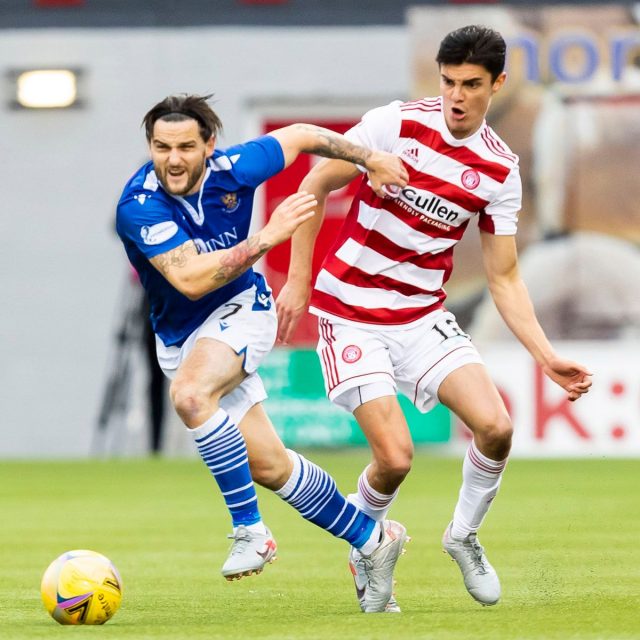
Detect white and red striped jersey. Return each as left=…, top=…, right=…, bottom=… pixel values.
left=309, top=97, right=522, bottom=328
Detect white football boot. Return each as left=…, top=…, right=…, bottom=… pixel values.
left=442, top=522, right=501, bottom=605
left=349, top=520, right=408, bottom=613
left=221, top=525, right=277, bottom=580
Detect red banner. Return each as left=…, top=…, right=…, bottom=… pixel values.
left=262, top=118, right=360, bottom=345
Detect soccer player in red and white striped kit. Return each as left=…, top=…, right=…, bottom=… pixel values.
left=277, top=25, right=592, bottom=609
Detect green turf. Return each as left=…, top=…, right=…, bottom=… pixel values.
left=0, top=453, right=638, bottom=639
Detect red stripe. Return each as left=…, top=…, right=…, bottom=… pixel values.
left=484, top=127, right=517, bottom=161
left=321, top=345, right=338, bottom=389
left=402, top=97, right=441, bottom=108
left=481, top=129, right=517, bottom=164
left=478, top=208, right=496, bottom=234
left=400, top=105, right=442, bottom=113
left=319, top=319, right=339, bottom=387
left=400, top=99, right=442, bottom=112
left=400, top=119, right=511, bottom=183
left=358, top=477, right=392, bottom=507
left=319, top=318, right=333, bottom=344
left=405, top=165, right=488, bottom=212
left=321, top=319, right=339, bottom=382
left=346, top=218, right=457, bottom=273
left=311, top=289, right=444, bottom=326
left=322, top=255, right=436, bottom=298
left=468, top=444, right=506, bottom=475
left=324, top=318, right=336, bottom=342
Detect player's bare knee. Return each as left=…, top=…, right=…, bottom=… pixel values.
left=478, top=414, right=513, bottom=459
left=170, top=379, right=214, bottom=426
left=376, top=448, right=413, bottom=485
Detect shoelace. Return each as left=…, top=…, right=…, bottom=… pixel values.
left=227, top=530, right=252, bottom=556
left=464, top=535, right=488, bottom=575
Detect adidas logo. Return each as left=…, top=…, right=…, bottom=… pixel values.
left=402, top=147, right=419, bottom=162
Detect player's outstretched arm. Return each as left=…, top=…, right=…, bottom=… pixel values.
left=269, top=124, right=408, bottom=198
left=480, top=232, right=593, bottom=401
left=276, top=159, right=358, bottom=343
left=150, top=192, right=317, bottom=300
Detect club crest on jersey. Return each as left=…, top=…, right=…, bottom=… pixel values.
left=342, top=345, right=362, bottom=363
left=461, top=169, right=480, bottom=190
left=134, top=194, right=151, bottom=205
left=221, top=192, right=240, bottom=212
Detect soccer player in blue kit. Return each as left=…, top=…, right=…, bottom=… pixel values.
left=116, top=94, right=410, bottom=612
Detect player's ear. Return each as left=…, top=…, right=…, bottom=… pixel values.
left=492, top=72, right=507, bottom=94
left=206, top=136, right=215, bottom=158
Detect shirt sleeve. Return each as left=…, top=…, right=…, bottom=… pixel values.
left=229, top=135, right=286, bottom=188
left=344, top=101, right=403, bottom=173
left=478, top=165, right=522, bottom=235
left=116, top=195, right=191, bottom=259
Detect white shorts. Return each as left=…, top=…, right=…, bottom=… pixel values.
left=155, top=285, right=277, bottom=425
left=316, top=309, right=483, bottom=414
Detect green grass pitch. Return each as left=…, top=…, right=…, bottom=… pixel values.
left=1, top=453, right=638, bottom=639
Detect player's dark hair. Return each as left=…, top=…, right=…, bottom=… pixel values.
left=436, top=25, right=506, bottom=82
left=143, top=94, right=223, bottom=142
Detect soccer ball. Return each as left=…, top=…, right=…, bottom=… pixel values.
left=41, top=549, right=123, bottom=625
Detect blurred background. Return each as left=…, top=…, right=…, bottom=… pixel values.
left=2, top=0, right=639, bottom=459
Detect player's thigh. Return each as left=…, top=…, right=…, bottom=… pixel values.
left=173, top=337, right=246, bottom=398
left=172, top=287, right=277, bottom=398
left=353, top=395, right=414, bottom=464
left=437, top=362, right=509, bottom=434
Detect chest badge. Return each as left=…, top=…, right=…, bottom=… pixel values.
left=221, top=192, right=240, bottom=212
left=461, top=169, right=480, bottom=190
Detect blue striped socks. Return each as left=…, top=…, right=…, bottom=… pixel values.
left=276, top=449, right=378, bottom=552
left=190, top=408, right=261, bottom=528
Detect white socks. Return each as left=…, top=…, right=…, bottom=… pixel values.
left=451, top=440, right=507, bottom=539
left=347, top=465, right=398, bottom=522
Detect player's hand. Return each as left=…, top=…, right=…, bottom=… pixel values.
left=276, top=279, right=311, bottom=344
left=365, top=150, right=409, bottom=198
left=542, top=357, right=593, bottom=402
left=261, top=192, right=317, bottom=248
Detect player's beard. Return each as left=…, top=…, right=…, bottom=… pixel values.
left=160, top=157, right=206, bottom=196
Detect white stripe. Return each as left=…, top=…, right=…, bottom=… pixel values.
left=358, top=202, right=458, bottom=255
left=222, top=481, right=254, bottom=496
left=335, top=511, right=359, bottom=539
left=227, top=496, right=258, bottom=508
left=210, top=156, right=232, bottom=171
left=213, top=457, right=249, bottom=475
left=315, top=269, right=439, bottom=310
left=327, top=502, right=349, bottom=531
left=335, top=238, right=445, bottom=291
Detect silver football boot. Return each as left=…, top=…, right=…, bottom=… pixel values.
left=348, top=520, right=408, bottom=613
left=442, top=522, right=500, bottom=605
left=221, top=525, right=277, bottom=580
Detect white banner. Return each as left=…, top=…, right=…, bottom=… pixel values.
left=454, top=341, right=639, bottom=457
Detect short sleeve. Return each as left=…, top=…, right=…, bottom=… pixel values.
left=344, top=101, right=403, bottom=170
left=228, top=135, right=286, bottom=188
left=116, top=196, right=190, bottom=259
left=478, top=165, right=522, bottom=235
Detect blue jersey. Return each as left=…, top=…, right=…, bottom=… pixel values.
left=116, top=135, right=285, bottom=347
